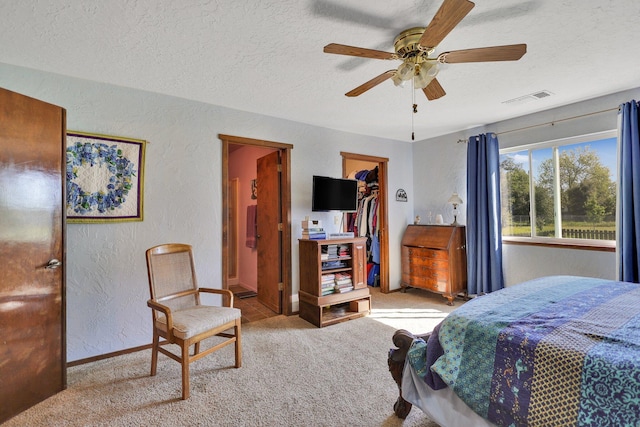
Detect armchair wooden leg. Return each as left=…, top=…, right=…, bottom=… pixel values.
left=150, top=331, right=159, bottom=376
left=181, top=344, right=190, bottom=400
left=235, top=319, right=242, bottom=368
left=193, top=342, right=200, bottom=356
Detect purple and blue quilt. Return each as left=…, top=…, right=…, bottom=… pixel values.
left=407, top=275, right=640, bottom=427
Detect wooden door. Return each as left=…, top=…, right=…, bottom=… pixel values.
left=256, top=151, right=282, bottom=313
left=0, top=88, right=66, bottom=423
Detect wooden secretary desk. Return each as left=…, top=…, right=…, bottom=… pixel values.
left=400, top=224, right=467, bottom=305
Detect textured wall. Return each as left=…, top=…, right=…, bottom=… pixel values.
left=5, top=59, right=633, bottom=361
left=0, top=62, right=415, bottom=361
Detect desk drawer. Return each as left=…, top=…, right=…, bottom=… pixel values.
left=411, top=274, right=448, bottom=293
left=404, top=247, right=448, bottom=261
left=407, top=256, right=449, bottom=270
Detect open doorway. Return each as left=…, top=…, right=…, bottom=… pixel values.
left=220, top=134, right=294, bottom=316
left=341, top=152, right=390, bottom=294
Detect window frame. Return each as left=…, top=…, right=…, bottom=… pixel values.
left=500, top=129, right=617, bottom=251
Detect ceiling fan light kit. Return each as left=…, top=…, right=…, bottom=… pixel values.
left=414, top=62, right=439, bottom=89
left=391, top=27, right=440, bottom=90
left=323, top=0, right=527, bottom=101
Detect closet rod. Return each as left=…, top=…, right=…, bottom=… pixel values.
left=455, top=105, right=619, bottom=143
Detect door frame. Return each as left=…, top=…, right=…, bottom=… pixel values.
left=219, top=134, right=294, bottom=315
left=341, top=151, right=390, bottom=294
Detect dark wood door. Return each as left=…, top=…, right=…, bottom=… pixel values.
left=256, top=151, right=281, bottom=313
left=0, top=88, right=66, bottom=423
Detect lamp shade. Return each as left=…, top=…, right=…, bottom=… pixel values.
left=391, top=72, right=405, bottom=87
left=448, top=192, right=463, bottom=205
left=397, top=61, right=415, bottom=81
left=413, top=62, right=439, bottom=89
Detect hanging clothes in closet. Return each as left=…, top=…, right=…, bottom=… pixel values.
left=346, top=167, right=380, bottom=286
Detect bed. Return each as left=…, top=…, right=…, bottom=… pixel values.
left=388, top=275, right=640, bottom=427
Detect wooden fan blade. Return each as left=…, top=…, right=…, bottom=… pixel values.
left=419, top=0, right=475, bottom=48
left=346, top=70, right=396, bottom=97
left=422, top=78, right=446, bottom=100
left=324, top=43, right=396, bottom=60
left=438, top=44, right=527, bottom=63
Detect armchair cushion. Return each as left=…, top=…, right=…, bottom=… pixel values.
left=155, top=305, right=241, bottom=340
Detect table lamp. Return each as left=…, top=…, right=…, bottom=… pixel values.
left=448, top=192, right=463, bottom=226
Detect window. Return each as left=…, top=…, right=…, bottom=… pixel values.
left=500, top=131, right=617, bottom=243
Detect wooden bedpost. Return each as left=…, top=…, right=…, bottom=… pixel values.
left=388, top=329, right=431, bottom=419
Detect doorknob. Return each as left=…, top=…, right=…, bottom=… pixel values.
left=45, top=259, right=62, bottom=269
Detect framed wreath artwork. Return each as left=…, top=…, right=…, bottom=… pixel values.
left=66, top=131, right=146, bottom=223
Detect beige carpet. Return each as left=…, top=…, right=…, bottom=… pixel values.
left=5, top=288, right=460, bottom=427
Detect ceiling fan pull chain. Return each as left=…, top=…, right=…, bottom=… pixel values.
left=412, top=103, right=417, bottom=139
left=411, top=79, right=417, bottom=140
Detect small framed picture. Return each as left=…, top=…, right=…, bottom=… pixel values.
left=251, top=179, right=257, bottom=199
left=396, top=188, right=408, bottom=202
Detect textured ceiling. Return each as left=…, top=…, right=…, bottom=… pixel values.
left=1, top=1, right=639, bottom=142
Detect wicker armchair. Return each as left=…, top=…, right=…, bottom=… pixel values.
left=146, top=243, right=242, bottom=399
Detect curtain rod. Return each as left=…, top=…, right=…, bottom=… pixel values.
left=456, top=105, right=620, bottom=143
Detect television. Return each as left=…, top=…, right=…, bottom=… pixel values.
left=311, top=175, right=358, bottom=212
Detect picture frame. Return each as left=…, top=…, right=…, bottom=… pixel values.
left=66, top=131, right=146, bottom=223
left=251, top=179, right=257, bottom=199
left=396, top=188, right=408, bottom=202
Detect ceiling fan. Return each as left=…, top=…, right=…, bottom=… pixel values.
left=323, top=0, right=527, bottom=100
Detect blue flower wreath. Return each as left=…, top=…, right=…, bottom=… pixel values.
left=66, top=142, right=137, bottom=214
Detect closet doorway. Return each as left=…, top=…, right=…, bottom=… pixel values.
left=341, top=152, right=390, bottom=293
left=220, top=134, right=293, bottom=316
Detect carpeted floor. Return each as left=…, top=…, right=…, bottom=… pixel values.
left=5, top=288, right=460, bottom=427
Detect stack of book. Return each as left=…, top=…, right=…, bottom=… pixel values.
left=334, top=272, right=353, bottom=293
left=337, top=244, right=349, bottom=257
left=321, top=244, right=338, bottom=260
left=301, top=219, right=326, bottom=240
left=322, top=259, right=347, bottom=269
left=321, top=273, right=335, bottom=295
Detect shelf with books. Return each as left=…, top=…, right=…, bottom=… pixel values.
left=321, top=263, right=349, bottom=272
left=298, top=237, right=370, bottom=327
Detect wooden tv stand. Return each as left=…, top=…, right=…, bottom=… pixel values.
left=298, top=237, right=370, bottom=327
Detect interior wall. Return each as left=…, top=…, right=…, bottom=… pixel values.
left=0, top=62, right=415, bottom=362
left=413, top=86, right=640, bottom=286
left=228, top=145, right=275, bottom=292
left=9, top=58, right=633, bottom=361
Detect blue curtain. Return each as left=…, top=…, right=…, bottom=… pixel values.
left=618, top=100, right=640, bottom=282
left=466, top=133, right=504, bottom=294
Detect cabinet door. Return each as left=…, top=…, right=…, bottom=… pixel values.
left=352, top=241, right=366, bottom=289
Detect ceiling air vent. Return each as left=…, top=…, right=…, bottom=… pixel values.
left=502, top=90, right=553, bottom=106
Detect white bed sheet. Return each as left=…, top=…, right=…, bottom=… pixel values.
left=401, top=362, right=497, bottom=427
